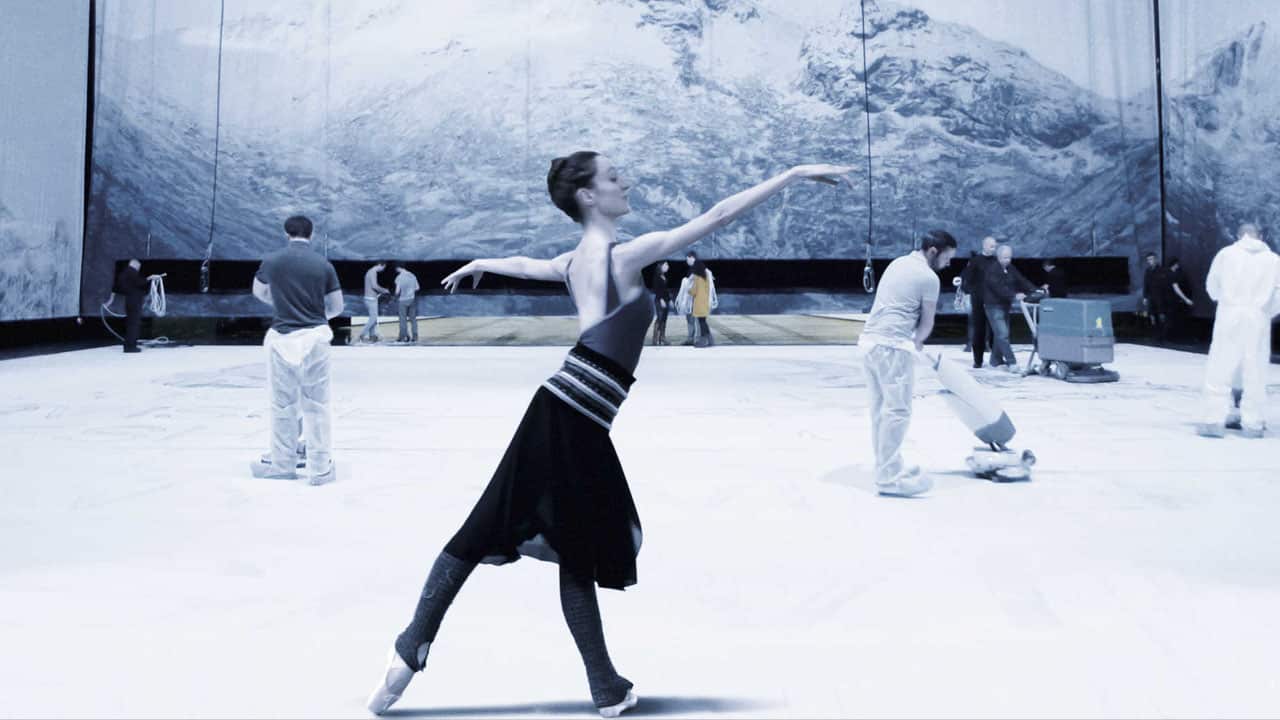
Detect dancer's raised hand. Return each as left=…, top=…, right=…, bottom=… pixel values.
left=614, top=161, right=859, bottom=273
left=791, top=163, right=857, bottom=188
left=442, top=261, right=485, bottom=294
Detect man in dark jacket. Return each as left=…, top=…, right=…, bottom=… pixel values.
left=960, top=236, right=998, bottom=368
left=111, top=259, right=152, bottom=353
left=982, top=244, right=1037, bottom=372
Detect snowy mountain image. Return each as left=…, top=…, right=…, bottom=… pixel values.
left=1163, top=21, right=1280, bottom=287
left=0, top=198, right=80, bottom=319
left=87, top=0, right=1160, bottom=267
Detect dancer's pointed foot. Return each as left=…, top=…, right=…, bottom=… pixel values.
left=366, top=647, right=417, bottom=715
left=599, top=689, right=638, bottom=718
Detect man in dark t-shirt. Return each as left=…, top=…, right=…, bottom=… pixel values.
left=250, top=215, right=344, bottom=485
left=1141, top=252, right=1168, bottom=338
left=1162, top=257, right=1194, bottom=343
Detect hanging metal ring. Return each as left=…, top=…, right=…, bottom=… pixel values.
left=199, top=257, right=211, bottom=294
left=862, top=243, right=875, bottom=293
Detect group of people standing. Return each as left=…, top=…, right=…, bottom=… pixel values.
left=958, top=236, right=1060, bottom=372
left=647, top=250, right=717, bottom=347
left=359, top=261, right=421, bottom=344
left=1142, top=252, right=1195, bottom=343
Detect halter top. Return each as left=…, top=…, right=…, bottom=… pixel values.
left=564, top=243, right=654, bottom=375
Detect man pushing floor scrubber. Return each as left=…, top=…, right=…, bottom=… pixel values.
left=859, top=229, right=1033, bottom=496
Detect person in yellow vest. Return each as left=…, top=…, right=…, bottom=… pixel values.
left=689, top=260, right=716, bottom=347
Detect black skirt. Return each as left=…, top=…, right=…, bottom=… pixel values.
left=445, top=354, right=643, bottom=590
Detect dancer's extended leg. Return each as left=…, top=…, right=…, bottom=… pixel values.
left=368, top=552, right=475, bottom=715
left=560, top=566, right=636, bottom=715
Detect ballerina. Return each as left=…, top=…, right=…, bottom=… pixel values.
left=367, top=151, right=852, bottom=717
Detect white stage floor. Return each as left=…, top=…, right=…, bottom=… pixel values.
left=2, top=342, right=1278, bottom=718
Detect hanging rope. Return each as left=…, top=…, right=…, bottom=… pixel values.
left=147, top=274, right=167, bottom=316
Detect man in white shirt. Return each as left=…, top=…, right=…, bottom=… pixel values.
left=858, top=229, right=957, bottom=497
left=360, top=261, right=390, bottom=343
left=394, top=264, right=421, bottom=343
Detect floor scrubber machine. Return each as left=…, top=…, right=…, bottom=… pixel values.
left=1020, top=297, right=1121, bottom=383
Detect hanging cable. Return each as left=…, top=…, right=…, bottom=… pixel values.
left=203, top=0, right=226, bottom=293
left=859, top=0, right=876, bottom=295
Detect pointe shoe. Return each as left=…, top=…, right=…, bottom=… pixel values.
left=599, top=689, right=639, bottom=718
left=366, top=648, right=415, bottom=716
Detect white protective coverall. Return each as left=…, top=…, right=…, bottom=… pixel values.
left=1201, top=235, right=1280, bottom=431
left=863, top=344, right=917, bottom=485
left=266, top=324, right=334, bottom=478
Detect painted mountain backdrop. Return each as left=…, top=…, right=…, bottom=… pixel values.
left=1163, top=20, right=1280, bottom=305
left=86, top=0, right=1160, bottom=304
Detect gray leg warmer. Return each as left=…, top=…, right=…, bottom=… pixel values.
left=395, top=552, right=476, bottom=671
left=559, top=566, right=632, bottom=708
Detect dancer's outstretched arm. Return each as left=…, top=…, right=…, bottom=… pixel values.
left=441, top=251, right=574, bottom=293
left=615, top=163, right=854, bottom=272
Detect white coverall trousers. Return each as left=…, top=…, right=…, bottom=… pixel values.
left=266, top=325, right=333, bottom=479
left=360, top=296, right=380, bottom=341
left=864, top=344, right=916, bottom=486
left=1202, top=305, right=1271, bottom=431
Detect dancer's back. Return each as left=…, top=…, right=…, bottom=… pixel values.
left=564, top=240, right=653, bottom=374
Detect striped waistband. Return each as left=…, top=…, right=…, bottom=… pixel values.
left=541, top=344, right=636, bottom=431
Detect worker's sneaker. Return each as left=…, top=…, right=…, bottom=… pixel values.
left=309, top=460, right=337, bottom=486
left=249, top=458, right=297, bottom=480
left=259, top=451, right=306, bottom=469
left=1195, top=423, right=1226, bottom=438
left=877, top=467, right=932, bottom=497
left=1240, top=426, right=1266, bottom=439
